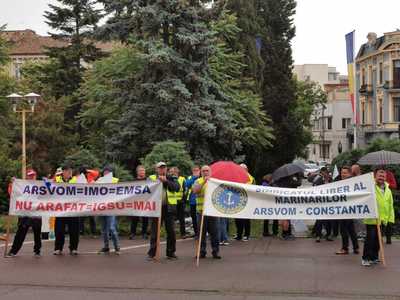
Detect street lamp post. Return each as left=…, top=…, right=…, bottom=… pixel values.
left=6, top=92, right=40, bottom=179
left=3, top=92, right=40, bottom=256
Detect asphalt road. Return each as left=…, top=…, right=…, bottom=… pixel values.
left=0, top=234, right=399, bottom=300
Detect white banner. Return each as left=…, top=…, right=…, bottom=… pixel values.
left=203, top=173, right=378, bottom=220
left=9, top=179, right=163, bottom=217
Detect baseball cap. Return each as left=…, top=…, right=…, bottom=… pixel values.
left=26, top=169, right=37, bottom=176
left=103, top=165, right=114, bottom=173
left=156, top=162, right=167, bottom=168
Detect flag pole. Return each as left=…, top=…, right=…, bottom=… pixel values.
left=196, top=213, right=205, bottom=267
left=376, top=221, right=386, bottom=266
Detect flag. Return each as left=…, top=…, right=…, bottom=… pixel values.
left=345, top=31, right=358, bottom=124
left=332, top=165, right=339, bottom=180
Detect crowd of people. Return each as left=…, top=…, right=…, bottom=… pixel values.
left=3, top=161, right=396, bottom=267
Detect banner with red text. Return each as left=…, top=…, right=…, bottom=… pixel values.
left=9, top=179, right=162, bottom=217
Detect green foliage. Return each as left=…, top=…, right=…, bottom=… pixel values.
left=142, top=141, right=194, bottom=176
left=64, top=148, right=101, bottom=169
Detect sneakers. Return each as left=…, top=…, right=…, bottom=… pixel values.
left=212, top=252, right=222, bottom=259
left=146, top=255, right=156, bottom=261
left=315, top=237, right=321, bottom=243
left=361, top=259, right=371, bottom=266
left=233, top=235, right=242, bottom=241
left=243, top=236, right=249, bottom=242
left=53, top=250, right=63, bottom=256
left=335, top=249, right=349, bottom=255
left=70, top=250, right=78, bottom=256
left=114, top=248, right=121, bottom=255
left=219, top=241, right=230, bottom=246
left=34, top=252, right=41, bottom=257
left=129, top=234, right=136, bottom=240
left=98, top=247, right=110, bottom=254
left=167, top=254, right=178, bottom=260
left=5, top=252, right=16, bottom=258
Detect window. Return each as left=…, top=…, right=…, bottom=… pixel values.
left=378, top=99, right=383, bottom=124
left=341, top=118, right=351, bottom=129
left=14, top=63, right=21, bottom=79
left=393, top=97, right=400, bottom=122
left=362, top=68, right=366, bottom=85
left=328, top=72, right=337, bottom=81
left=319, top=144, right=330, bottom=159
left=379, top=62, right=383, bottom=84
left=362, top=102, right=366, bottom=124
left=327, top=117, right=332, bottom=130
left=393, top=60, right=400, bottom=88
left=368, top=65, right=373, bottom=85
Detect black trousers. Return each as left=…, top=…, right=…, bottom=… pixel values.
left=130, top=217, right=149, bottom=236
left=381, top=223, right=393, bottom=243
left=314, top=220, right=332, bottom=238
left=55, top=217, right=80, bottom=251
left=79, top=216, right=96, bottom=235
left=339, top=219, right=359, bottom=251
left=198, top=214, right=219, bottom=255
left=190, top=204, right=198, bottom=237
left=362, top=224, right=379, bottom=261
left=235, top=218, right=251, bottom=238
left=176, top=201, right=186, bottom=235
left=331, top=220, right=339, bottom=237
left=148, top=204, right=176, bottom=257
left=10, top=217, right=42, bottom=255
left=263, top=220, right=278, bottom=236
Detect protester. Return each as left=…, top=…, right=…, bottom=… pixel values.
left=336, top=166, right=359, bottom=255
left=274, top=173, right=302, bottom=240
left=261, top=174, right=278, bottom=237
left=312, top=167, right=334, bottom=243
left=130, top=165, right=149, bottom=239
left=351, top=164, right=362, bottom=177
left=98, top=166, right=120, bottom=255
left=234, top=164, right=254, bottom=241
left=53, top=165, right=79, bottom=255
left=192, top=165, right=221, bottom=259
left=6, top=169, right=42, bottom=257
left=361, top=167, right=395, bottom=266
left=185, top=166, right=201, bottom=237
left=147, top=162, right=180, bottom=260
left=79, top=167, right=99, bottom=237
left=170, top=167, right=187, bottom=239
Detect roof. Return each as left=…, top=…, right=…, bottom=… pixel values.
left=356, top=30, right=400, bottom=60
left=1, top=29, right=115, bottom=56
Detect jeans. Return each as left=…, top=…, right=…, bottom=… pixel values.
left=314, top=220, right=332, bottom=238
left=100, top=216, right=120, bottom=249
left=362, top=224, right=379, bottom=261
left=10, top=217, right=42, bottom=254
left=219, top=218, right=228, bottom=242
left=190, top=204, right=198, bottom=237
left=197, top=213, right=219, bottom=255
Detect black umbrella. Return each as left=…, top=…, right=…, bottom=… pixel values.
left=272, top=163, right=306, bottom=182
left=357, top=150, right=400, bottom=165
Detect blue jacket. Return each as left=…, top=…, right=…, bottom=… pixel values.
left=185, top=175, right=199, bottom=205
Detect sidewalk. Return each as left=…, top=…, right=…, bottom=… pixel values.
left=0, top=236, right=399, bottom=299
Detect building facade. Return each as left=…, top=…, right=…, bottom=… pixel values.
left=294, top=64, right=353, bottom=163
left=1, top=29, right=114, bottom=79
left=354, top=31, right=400, bottom=146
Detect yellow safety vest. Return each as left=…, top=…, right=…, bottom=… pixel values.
left=167, top=176, right=185, bottom=203
left=248, top=174, right=256, bottom=185
left=55, top=175, right=77, bottom=183
left=194, top=177, right=206, bottom=212
left=364, top=182, right=395, bottom=225
left=111, top=177, right=119, bottom=183
left=149, top=174, right=176, bottom=205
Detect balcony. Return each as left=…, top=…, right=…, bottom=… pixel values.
left=359, top=84, right=373, bottom=95
left=382, top=81, right=400, bottom=92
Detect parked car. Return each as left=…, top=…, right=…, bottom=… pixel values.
left=304, top=163, right=319, bottom=178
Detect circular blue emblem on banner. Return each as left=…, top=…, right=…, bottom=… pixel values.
left=211, top=184, right=248, bottom=214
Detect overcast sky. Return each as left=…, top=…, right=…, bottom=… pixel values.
left=1, top=0, right=399, bottom=75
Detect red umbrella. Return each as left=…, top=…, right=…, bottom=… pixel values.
left=210, top=161, right=250, bottom=183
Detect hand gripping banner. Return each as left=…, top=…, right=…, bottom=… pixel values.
left=9, top=179, right=163, bottom=217
left=203, top=173, right=378, bottom=220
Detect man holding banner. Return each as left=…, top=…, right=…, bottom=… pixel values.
left=54, top=165, right=79, bottom=256
left=147, top=162, right=180, bottom=260
left=362, top=167, right=395, bottom=266
left=6, top=169, right=42, bottom=258
left=193, top=165, right=221, bottom=259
